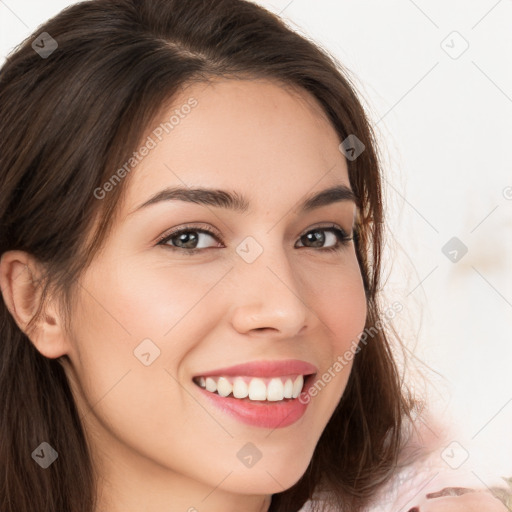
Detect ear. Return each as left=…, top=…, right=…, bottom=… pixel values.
left=0, top=250, right=69, bottom=359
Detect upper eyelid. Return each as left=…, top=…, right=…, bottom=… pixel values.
left=156, top=222, right=352, bottom=245
left=156, top=223, right=220, bottom=244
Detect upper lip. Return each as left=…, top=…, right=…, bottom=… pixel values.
left=192, top=359, right=318, bottom=378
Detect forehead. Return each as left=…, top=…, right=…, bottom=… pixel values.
left=120, top=78, right=351, bottom=217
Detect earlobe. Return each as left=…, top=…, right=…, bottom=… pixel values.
left=0, top=250, right=68, bottom=359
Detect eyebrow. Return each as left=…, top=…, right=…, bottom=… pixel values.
left=128, top=184, right=357, bottom=216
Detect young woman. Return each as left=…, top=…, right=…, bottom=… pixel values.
left=0, top=1, right=509, bottom=511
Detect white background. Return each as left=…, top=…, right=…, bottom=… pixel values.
left=1, top=0, right=511, bottom=478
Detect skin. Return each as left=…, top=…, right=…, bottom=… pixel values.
left=0, top=78, right=368, bottom=512
left=417, top=491, right=509, bottom=511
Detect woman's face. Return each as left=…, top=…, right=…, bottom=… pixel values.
left=61, top=78, right=368, bottom=510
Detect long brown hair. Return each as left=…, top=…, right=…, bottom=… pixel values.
left=0, top=1, right=414, bottom=510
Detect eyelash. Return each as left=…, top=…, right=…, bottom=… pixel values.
left=156, top=223, right=353, bottom=255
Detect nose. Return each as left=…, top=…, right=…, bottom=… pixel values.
left=228, top=243, right=312, bottom=339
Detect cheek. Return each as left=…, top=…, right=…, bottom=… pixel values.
left=66, top=258, right=228, bottom=408
left=312, top=259, right=368, bottom=354
left=293, top=257, right=367, bottom=422
left=65, top=264, right=217, bottom=472
left=76, top=257, right=224, bottom=344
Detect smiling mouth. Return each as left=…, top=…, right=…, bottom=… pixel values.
left=192, top=373, right=315, bottom=402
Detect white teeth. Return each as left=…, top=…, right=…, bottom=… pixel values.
left=283, top=378, right=293, bottom=399
left=216, top=377, right=232, bottom=397
left=267, top=378, right=285, bottom=401
left=248, top=378, right=267, bottom=400
left=232, top=377, right=249, bottom=399
left=195, top=374, right=307, bottom=402
left=205, top=377, right=217, bottom=393
left=292, top=375, right=303, bottom=398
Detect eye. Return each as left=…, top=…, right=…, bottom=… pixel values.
left=156, top=223, right=353, bottom=255
left=156, top=224, right=222, bottom=254
left=295, top=225, right=353, bottom=252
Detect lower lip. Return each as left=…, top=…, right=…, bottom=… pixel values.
left=193, top=375, right=315, bottom=429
